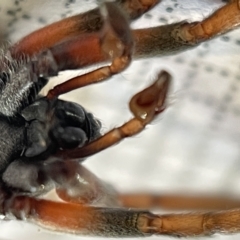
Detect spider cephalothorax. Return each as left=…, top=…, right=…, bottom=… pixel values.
left=1, top=0, right=240, bottom=238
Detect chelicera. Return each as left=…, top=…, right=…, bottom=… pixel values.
left=1, top=0, right=240, bottom=238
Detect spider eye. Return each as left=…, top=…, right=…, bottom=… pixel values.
left=21, top=98, right=102, bottom=160
left=55, top=100, right=102, bottom=142
left=55, top=100, right=87, bottom=128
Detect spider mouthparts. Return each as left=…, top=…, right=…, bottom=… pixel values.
left=129, top=70, right=172, bottom=122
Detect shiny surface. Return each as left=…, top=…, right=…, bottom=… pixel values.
left=1, top=0, right=240, bottom=239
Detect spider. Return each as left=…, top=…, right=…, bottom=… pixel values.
left=1, top=0, right=240, bottom=238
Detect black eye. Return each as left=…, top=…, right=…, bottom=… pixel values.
left=55, top=100, right=87, bottom=128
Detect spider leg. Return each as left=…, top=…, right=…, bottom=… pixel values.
left=46, top=2, right=134, bottom=98
left=133, top=1, right=240, bottom=58
left=119, top=193, right=240, bottom=210
left=10, top=0, right=159, bottom=59
left=57, top=71, right=171, bottom=159
left=37, top=0, right=240, bottom=79
left=44, top=160, right=119, bottom=207
left=3, top=193, right=240, bottom=237
left=12, top=1, right=239, bottom=82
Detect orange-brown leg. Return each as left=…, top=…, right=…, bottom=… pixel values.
left=56, top=71, right=171, bottom=159
left=4, top=195, right=240, bottom=237
left=46, top=2, right=134, bottom=98
left=2, top=196, right=143, bottom=237
left=12, top=1, right=239, bottom=70
left=119, top=193, right=240, bottom=210
left=10, top=0, right=159, bottom=59
left=38, top=1, right=240, bottom=79
left=12, top=1, right=239, bottom=79
left=53, top=0, right=240, bottom=64
left=10, top=8, right=103, bottom=59
left=133, top=1, right=240, bottom=58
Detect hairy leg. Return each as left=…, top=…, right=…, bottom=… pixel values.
left=2, top=193, right=240, bottom=237
left=10, top=0, right=159, bottom=59
left=133, top=1, right=240, bottom=58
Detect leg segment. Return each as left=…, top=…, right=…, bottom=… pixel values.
left=10, top=0, right=159, bottom=59
left=138, top=210, right=240, bottom=237
left=12, top=1, right=240, bottom=71
left=119, top=193, right=240, bottom=210
left=11, top=8, right=104, bottom=59
left=133, top=1, right=240, bottom=58
left=181, top=1, right=240, bottom=43
left=3, top=194, right=240, bottom=237
left=56, top=71, right=171, bottom=159
left=12, top=1, right=239, bottom=79
left=1, top=195, right=144, bottom=237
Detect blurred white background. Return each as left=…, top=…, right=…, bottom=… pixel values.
left=1, top=0, right=240, bottom=239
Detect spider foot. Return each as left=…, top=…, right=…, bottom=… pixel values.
left=4, top=195, right=240, bottom=237
left=47, top=1, right=134, bottom=99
